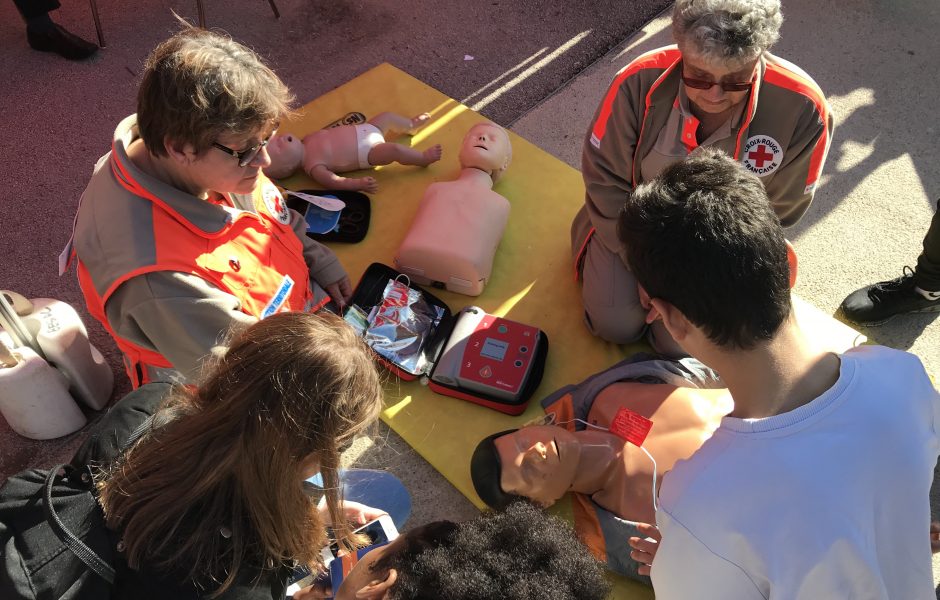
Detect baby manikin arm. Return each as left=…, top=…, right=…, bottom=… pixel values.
left=307, top=163, right=377, bottom=193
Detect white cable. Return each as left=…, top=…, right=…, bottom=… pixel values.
left=555, top=417, right=659, bottom=512
left=638, top=445, right=659, bottom=513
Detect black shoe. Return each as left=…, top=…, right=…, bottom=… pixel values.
left=839, top=266, right=940, bottom=325
left=27, top=23, right=98, bottom=61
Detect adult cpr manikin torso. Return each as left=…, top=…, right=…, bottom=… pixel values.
left=395, top=122, right=512, bottom=296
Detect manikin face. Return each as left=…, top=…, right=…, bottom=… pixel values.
left=494, top=426, right=580, bottom=507
left=680, top=48, right=758, bottom=116
left=264, top=133, right=304, bottom=179
left=458, top=123, right=512, bottom=181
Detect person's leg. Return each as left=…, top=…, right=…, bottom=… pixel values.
left=13, top=0, right=60, bottom=19
left=14, top=0, right=98, bottom=60
left=914, top=200, right=940, bottom=292
left=579, top=236, right=648, bottom=344
left=840, top=202, right=940, bottom=325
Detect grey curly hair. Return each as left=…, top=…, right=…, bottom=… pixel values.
left=672, top=0, right=783, bottom=66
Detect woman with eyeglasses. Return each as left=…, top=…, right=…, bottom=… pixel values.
left=572, top=0, right=832, bottom=349
left=67, top=26, right=353, bottom=387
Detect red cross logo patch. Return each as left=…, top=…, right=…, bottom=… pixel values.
left=262, top=183, right=291, bottom=225
left=742, top=135, right=784, bottom=177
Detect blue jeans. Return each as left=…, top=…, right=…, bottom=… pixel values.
left=306, top=468, right=411, bottom=530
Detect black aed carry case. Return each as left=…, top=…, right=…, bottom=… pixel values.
left=285, top=189, right=371, bottom=244
left=348, top=263, right=548, bottom=415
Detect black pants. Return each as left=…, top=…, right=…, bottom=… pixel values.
left=12, top=0, right=60, bottom=20
left=915, top=198, right=940, bottom=291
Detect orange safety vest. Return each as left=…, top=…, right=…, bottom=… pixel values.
left=76, top=146, right=328, bottom=388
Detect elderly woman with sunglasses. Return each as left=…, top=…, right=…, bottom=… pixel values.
left=572, top=0, right=832, bottom=348
left=67, top=27, right=353, bottom=387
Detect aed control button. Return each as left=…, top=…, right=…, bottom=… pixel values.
left=520, top=346, right=528, bottom=353
left=479, top=366, right=493, bottom=378
left=514, top=360, right=524, bottom=368
left=498, top=325, right=508, bottom=334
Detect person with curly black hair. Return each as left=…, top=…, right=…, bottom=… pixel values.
left=295, top=502, right=610, bottom=600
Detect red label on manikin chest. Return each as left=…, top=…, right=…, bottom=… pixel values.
left=609, top=407, right=653, bottom=446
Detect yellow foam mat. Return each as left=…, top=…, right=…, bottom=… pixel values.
left=279, top=63, right=864, bottom=598
left=280, top=63, right=649, bottom=597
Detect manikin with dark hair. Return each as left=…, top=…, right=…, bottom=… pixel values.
left=294, top=502, right=610, bottom=600
left=471, top=382, right=731, bottom=523
left=469, top=355, right=732, bottom=582
left=616, top=147, right=940, bottom=598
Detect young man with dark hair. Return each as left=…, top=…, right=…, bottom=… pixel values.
left=618, top=147, right=940, bottom=598
left=295, top=502, right=610, bottom=600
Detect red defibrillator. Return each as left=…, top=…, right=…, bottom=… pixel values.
left=345, top=263, right=548, bottom=415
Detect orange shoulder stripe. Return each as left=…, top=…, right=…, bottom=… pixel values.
left=762, top=63, right=831, bottom=186
left=591, top=47, right=682, bottom=144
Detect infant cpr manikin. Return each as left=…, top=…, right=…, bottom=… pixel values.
left=395, top=122, right=512, bottom=296
left=265, top=112, right=442, bottom=194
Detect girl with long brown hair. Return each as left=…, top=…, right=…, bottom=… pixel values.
left=94, top=312, right=388, bottom=598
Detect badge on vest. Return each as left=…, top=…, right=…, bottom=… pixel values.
left=262, top=274, right=294, bottom=318
left=742, top=135, right=783, bottom=177
left=263, top=183, right=291, bottom=225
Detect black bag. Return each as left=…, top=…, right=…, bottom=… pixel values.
left=0, top=463, right=117, bottom=599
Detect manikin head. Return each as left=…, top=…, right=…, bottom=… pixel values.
left=471, top=426, right=582, bottom=509
left=617, top=147, right=791, bottom=354
left=458, top=122, right=513, bottom=183
left=334, top=502, right=609, bottom=600
left=264, top=133, right=305, bottom=179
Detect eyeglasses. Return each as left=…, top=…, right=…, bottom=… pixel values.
left=681, top=75, right=753, bottom=93
left=212, top=131, right=276, bottom=167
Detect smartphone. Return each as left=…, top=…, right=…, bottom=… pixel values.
left=287, top=515, right=399, bottom=596
left=319, top=514, right=399, bottom=566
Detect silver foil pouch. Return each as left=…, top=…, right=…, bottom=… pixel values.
left=364, top=278, right=444, bottom=373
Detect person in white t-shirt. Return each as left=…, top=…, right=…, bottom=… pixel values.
left=617, top=146, right=940, bottom=599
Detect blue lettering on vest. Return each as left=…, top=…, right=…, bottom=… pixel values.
left=262, top=274, right=294, bottom=318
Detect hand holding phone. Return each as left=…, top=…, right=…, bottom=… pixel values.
left=320, top=514, right=398, bottom=565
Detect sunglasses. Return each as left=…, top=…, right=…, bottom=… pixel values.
left=212, top=130, right=276, bottom=167
left=681, top=75, right=753, bottom=93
